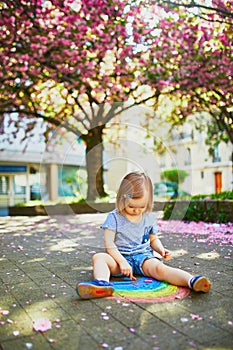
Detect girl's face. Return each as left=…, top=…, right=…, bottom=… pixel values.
left=124, top=193, right=148, bottom=219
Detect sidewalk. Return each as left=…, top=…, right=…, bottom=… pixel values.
left=0, top=213, right=232, bottom=350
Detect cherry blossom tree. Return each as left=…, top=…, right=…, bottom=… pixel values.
left=0, top=0, right=232, bottom=200
left=0, top=0, right=161, bottom=200
left=146, top=0, right=233, bottom=147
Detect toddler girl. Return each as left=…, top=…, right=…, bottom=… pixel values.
left=76, top=171, right=211, bottom=299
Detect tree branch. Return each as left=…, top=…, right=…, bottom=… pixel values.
left=155, top=0, right=233, bottom=22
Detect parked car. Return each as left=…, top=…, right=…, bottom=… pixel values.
left=154, top=181, right=190, bottom=198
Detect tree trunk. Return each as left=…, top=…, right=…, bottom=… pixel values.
left=82, top=125, right=107, bottom=201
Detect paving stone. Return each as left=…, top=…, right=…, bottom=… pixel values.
left=0, top=214, right=232, bottom=350
left=0, top=333, right=53, bottom=350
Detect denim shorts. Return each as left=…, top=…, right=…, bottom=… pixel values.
left=122, top=252, right=161, bottom=276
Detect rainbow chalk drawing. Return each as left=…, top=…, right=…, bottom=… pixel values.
left=110, top=277, right=190, bottom=303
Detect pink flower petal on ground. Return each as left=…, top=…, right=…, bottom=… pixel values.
left=1, top=310, right=9, bottom=315
left=157, top=220, right=233, bottom=245
left=190, top=313, right=203, bottom=320
left=189, top=341, right=196, bottom=348
left=33, top=318, right=52, bottom=332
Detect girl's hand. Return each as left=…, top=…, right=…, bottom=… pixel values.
left=162, top=249, right=172, bottom=261
left=119, top=260, right=136, bottom=281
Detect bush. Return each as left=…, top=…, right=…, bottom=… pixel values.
left=163, top=192, right=233, bottom=223
left=192, top=191, right=233, bottom=200
left=161, top=169, right=188, bottom=184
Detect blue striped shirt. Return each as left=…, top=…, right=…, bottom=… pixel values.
left=101, top=209, right=159, bottom=255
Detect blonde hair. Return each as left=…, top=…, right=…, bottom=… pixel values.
left=116, top=172, right=153, bottom=214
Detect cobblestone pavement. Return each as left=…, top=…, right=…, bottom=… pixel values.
left=0, top=214, right=232, bottom=350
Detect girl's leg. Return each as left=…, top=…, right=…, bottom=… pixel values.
left=142, top=258, right=191, bottom=286
left=76, top=253, right=121, bottom=299
left=142, top=258, right=210, bottom=292
left=92, top=252, right=121, bottom=281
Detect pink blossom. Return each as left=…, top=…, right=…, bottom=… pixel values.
left=30, top=44, right=40, bottom=50
left=33, top=318, right=52, bottom=332
left=0, top=310, right=9, bottom=315
left=157, top=220, right=233, bottom=245
left=190, top=313, right=203, bottom=321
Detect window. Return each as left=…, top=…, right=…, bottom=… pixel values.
left=213, top=145, right=221, bottom=163
left=29, top=165, right=41, bottom=200
left=185, top=148, right=191, bottom=165
left=58, top=165, right=86, bottom=197
left=0, top=176, right=9, bottom=195
left=14, top=175, right=26, bottom=195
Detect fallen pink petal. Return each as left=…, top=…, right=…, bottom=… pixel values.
left=33, top=318, right=52, bottom=332
left=189, top=341, right=197, bottom=348
left=157, top=220, right=233, bottom=245
left=0, top=310, right=9, bottom=315
left=190, top=313, right=203, bottom=320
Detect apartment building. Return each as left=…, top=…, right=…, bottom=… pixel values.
left=104, top=111, right=233, bottom=196
left=155, top=128, right=233, bottom=195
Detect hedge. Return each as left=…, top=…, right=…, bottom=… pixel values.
left=163, top=199, right=233, bottom=223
